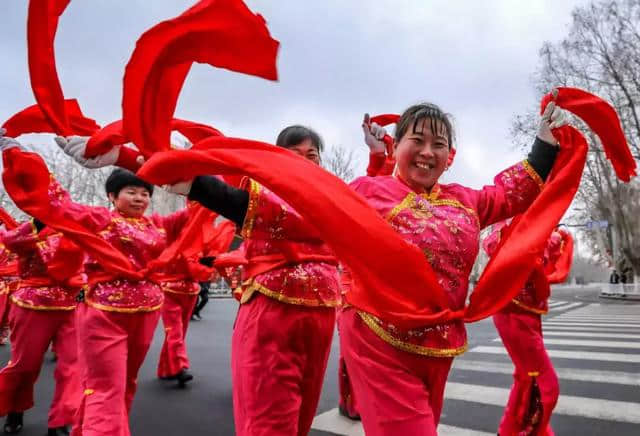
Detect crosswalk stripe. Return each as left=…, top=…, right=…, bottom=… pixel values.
left=548, top=302, right=583, bottom=311
left=543, top=322, right=640, bottom=328
left=542, top=325, right=640, bottom=333
left=542, top=331, right=640, bottom=339
left=548, top=301, right=567, bottom=307
left=551, top=317, right=640, bottom=323
left=444, top=382, right=640, bottom=424
left=452, top=359, right=640, bottom=386
left=311, top=408, right=494, bottom=436
left=469, top=346, right=640, bottom=363
left=551, top=315, right=640, bottom=319
left=438, top=424, right=493, bottom=436
left=492, top=337, right=640, bottom=349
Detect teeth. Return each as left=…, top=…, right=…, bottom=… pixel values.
left=416, top=163, right=431, bottom=170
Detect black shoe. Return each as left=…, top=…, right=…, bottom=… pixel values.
left=47, top=427, right=70, bottom=436
left=3, top=412, right=23, bottom=434
left=338, top=404, right=361, bottom=421
left=158, top=373, right=178, bottom=381
left=176, top=369, right=194, bottom=387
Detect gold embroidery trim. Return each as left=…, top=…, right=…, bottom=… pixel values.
left=527, top=371, right=540, bottom=377
left=10, top=295, right=76, bottom=311
left=240, top=179, right=262, bottom=239
left=387, top=192, right=416, bottom=221
left=510, top=298, right=548, bottom=315
left=85, top=299, right=163, bottom=313
left=358, top=312, right=468, bottom=357
left=239, top=280, right=340, bottom=308
left=84, top=389, right=95, bottom=396
left=428, top=199, right=479, bottom=225
left=387, top=192, right=479, bottom=226
left=522, top=159, right=544, bottom=190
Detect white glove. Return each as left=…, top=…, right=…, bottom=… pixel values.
left=537, top=91, right=569, bottom=145
left=0, top=128, right=22, bottom=152
left=162, top=179, right=193, bottom=196
left=362, top=114, right=387, bottom=154
left=54, top=135, right=120, bottom=168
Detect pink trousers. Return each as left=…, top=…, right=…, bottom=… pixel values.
left=338, top=308, right=453, bottom=436
left=493, top=310, right=559, bottom=436
left=72, top=304, right=160, bottom=436
left=0, top=305, right=80, bottom=427
left=157, top=292, right=198, bottom=378
left=231, top=293, right=335, bottom=436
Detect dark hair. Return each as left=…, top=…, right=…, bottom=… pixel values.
left=276, top=125, right=324, bottom=152
left=394, top=103, right=455, bottom=149
left=105, top=168, right=154, bottom=197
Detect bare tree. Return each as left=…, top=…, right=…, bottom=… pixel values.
left=512, top=0, right=640, bottom=282
left=323, top=144, right=359, bottom=182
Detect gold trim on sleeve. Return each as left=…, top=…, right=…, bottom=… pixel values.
left=358, top=312, right=468, bottom=357
left=240, top=179, right=262, bottom=239
left=522, top=160, right=545, bottom=190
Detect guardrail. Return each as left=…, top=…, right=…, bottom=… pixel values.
left=209, top=278, right=233, bottom=297
left=599, top=282, right=640, bottom=299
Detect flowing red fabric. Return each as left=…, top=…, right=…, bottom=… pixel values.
left=2, top=99, right=100, bottom=138
left=120, top=0, right=279, bottom=158
left=0, top=208, right=18, bottom=230
left=46, top=236, right=85, bottom=284
left=27, top=0, right=98, bottom=136
left=85, top=118, right=223, bottom=158
left=542, top=88, right=636, bottom=182
left=203, top=220, right=236, bottom=257
left=147, top=205, right=217, bottom=274
left=138, top=89, right=632, bottom=328
left=2, top=148, right=141, bottom=280
left=546, top=229, right=574, bottom=284
left=139, top=137, right=457, bottom=328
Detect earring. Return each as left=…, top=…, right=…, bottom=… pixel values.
left=445, top=165, right=449, bottom=171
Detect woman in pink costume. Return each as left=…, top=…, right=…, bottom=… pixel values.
left=485, top=224, right=569, bottom=435
left=0, top=220, right=83, bottom=436
left=335, top=100, right=568, bottom=436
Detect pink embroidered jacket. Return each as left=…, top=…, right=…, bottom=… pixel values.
left=347, top=161, right=544, bottom=357
left=236, top=179, right=341, bottom=308
left=1, top=221, right=79, bottom=310
left=45, top=178, right=189, bottom=313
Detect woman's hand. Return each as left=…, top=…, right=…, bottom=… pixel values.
left=537, top=90, right=570, bottom=145
left=0, top=128, right=23, bottom=152
left=54, top=136, right=120, bottom=168
left=362, top=113, right=387, bottom=154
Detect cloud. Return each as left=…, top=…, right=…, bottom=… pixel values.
left=1, top=0, right=590, bottom=189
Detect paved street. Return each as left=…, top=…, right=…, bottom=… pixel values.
left=1, top=286, right=638, bottom=435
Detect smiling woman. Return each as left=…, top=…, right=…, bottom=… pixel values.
left=335, top=99, right=567, bottom=435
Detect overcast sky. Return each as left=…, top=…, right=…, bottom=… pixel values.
left=0, top=0, right=592, bottom=188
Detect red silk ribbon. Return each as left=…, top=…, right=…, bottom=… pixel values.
left=121, top=0, right=279, bottom=158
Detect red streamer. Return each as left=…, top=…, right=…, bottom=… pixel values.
left=2, top=99, right=99, bottom=138
left=121, top=0, right=279, bottom=158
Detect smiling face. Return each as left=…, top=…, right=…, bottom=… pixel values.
left=108, top=186, right=151, bottom=218
left=393, top=117, right=451, bottom=192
